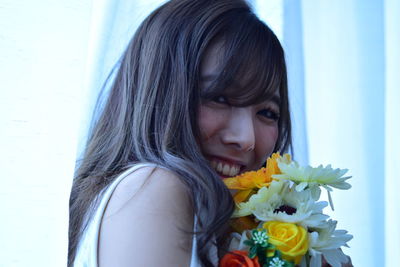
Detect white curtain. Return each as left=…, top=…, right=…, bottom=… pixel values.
left=383, top=0, right=400, bottom=266
left=300, top=0, right=400, bottom=266
left=0, top=0, right=92, bottom=266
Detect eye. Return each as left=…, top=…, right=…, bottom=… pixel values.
left=257, top=108, right=280, bottom=122
left=212, top=95, right=229, bottom=104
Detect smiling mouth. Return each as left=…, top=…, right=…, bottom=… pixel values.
left=210, top=159, right=243, bottom=177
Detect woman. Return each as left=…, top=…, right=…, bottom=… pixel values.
left=68, top=0, right=291, bottom=266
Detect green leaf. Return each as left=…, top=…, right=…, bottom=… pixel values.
left=249, top=246, right=258, bottom=258
left=256, top=248, right=267, bottom=264
left=284, top=260, right=295, bottom=267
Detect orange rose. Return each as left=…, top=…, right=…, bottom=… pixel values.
left=224, top=153, right=291, bottom=204
left=219, top=250, right=260, bottom=267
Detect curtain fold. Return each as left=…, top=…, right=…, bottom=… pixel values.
left=283, top=0, right=308, bottom=165
left=384, top=0, right=400, bottom=266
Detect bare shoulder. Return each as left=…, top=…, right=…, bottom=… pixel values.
left=103, top=166, right=192, bottom=216
left=98, top=166, right=194, bottom=267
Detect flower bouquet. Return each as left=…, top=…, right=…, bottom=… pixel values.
left=220, top=153, right=353, bottom=267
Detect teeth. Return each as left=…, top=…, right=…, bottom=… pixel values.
left=217, top=162, right=223, bottom=173
left=223, top=164, right=230, bottom=175
left=229, top=166, right=238, bottom=176
left=211, top=160, right=240, bottom=177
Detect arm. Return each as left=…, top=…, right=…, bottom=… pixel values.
left=98, top=167, right=194, bottom=267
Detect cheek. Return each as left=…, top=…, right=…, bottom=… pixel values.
left=197, top=105, right=222, bottom=142
left=254, top=125, right=279, bottom=163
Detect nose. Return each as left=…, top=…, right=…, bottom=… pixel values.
left=221, top=108, right=255, bottom=152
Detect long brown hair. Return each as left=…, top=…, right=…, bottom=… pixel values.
left=68, top=0, right=291, bottom=266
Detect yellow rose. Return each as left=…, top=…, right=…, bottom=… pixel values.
left=263, top=221, right=308, bottom=264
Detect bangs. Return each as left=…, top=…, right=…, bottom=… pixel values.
left=201, top=13, right=285, bottom=106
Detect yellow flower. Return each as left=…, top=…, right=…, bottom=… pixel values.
left=263, top=221, right=308, bottom=265
left=223, top=153, right=291, bottom=204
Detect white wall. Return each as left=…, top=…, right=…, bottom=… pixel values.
left=0, top=0, right=92, bottom=266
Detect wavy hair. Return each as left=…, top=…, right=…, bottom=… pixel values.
left=68, top=0, right=291, bottom=266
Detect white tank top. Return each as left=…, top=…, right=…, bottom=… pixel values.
left=72, top=163, right=217, bottom=267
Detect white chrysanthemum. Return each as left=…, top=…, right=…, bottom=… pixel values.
left=308, top=220, right=353, bottom=267
left=233, top=180, right=287, bottom=217
left=273, top=160, right=351, bottom=209
left=235, top=181, right=329, bottom=228
left=252, top=188, right=329, bottom=228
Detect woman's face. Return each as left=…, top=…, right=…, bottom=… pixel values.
left=198, top=43, right=280, bottom=178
